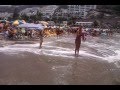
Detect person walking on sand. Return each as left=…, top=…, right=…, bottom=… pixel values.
left=75, top=26, right=83, bottom=57
left=39, top=30, right=44, bottom=49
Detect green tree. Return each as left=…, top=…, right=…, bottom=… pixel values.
left=97, top=12, right=104, bottom=19
left=93, top=20, right=99, bottom=28
left=13, top=7, right=19, bottom=20
left=30, top=15, right=36, bottom=21
left=52, top=17, right=57, bottom=23
left=36, top=11, right=43, bottom=20
left=20, top=14, right=29, bottom=21
left=68, top=16, right=76, bottom=25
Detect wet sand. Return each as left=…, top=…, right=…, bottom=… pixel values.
left=0, top=34, right=120, bottom=85
left=0, top=52, right=119, bottom=85
left=0, top=53, right=55, bottom=85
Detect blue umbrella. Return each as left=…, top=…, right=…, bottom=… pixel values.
left=28, top=24, right=44, bottom=30
left=18, top=20, right=26, bottom=24
left=18, top=23, right=31, bottom=28
left=18, top=23, right=44, bottom=30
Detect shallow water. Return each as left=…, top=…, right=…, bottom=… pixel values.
left=0, top=34, right=120, bottom=63
left=0, top=34, right=120, bottom=84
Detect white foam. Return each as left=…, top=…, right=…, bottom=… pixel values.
left=0, top=43, right=106, bottom=60
left=0, top=36, right=120, bottom=68
left=104, top=50, right=120, bottom=63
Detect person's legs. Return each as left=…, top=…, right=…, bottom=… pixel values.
left=76, top=43, right=80, bottom=56
left=82, top=34, right=85, bottom=41
left=75, top=48, right=77, bottom=56
left=75, top=42, right=77, bottom=56
left=77, top=49, right=79, bottom=55
left=39, top=40, right=41, bottom=48
left=39, top=41, right=42, bottom=49
left=75, top=49, right=79, bottom=57
left=75, top=47, right=79, bottom=57
left=39, top=39, right=43, bottom=49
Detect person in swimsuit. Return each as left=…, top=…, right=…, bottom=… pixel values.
left=75, top=26, right=83, bottom=57
left=39, top=30, right=44, bottom=49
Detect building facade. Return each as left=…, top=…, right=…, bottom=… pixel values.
left=68, top=5, right=97, bottom=18
left=0, top=12, right=13, bottom=19
left=40, top=5, right=58, bottom=19
left=53, top=8, right=68, bottom=19
left=54, top=8, right=68, bottom=18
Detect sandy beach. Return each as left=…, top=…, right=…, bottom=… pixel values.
left=0, top=34, right=120, bottom=85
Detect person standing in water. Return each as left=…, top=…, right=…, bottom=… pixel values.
left=39, top=30, right=44, bottom=49
left=75, top=26, right=83, bottom=57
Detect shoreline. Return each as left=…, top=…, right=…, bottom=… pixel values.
left=0, top=34, right=120, bottom=85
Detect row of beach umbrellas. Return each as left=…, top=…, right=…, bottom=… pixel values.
left=0, top=20, right=26, bottom=25
left=12, top=20, right=26, bottom=25
left=0, top=20, right=26, bottom=27
left=0, top=20, right=44, bottom=30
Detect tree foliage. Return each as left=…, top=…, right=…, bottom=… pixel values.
left=36, top=11, right=43, bottom=20
left=97, top=12, right=104, bottom=19
left=20, top=12, right=43, bottom=22
left=93, top=20, right=99, bottom=28
left=20, top=14, right=29, bottom=21
left=12, top=7, right=19, bottom=20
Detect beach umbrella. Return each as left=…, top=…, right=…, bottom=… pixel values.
left=37, top=24, right=45, bottom=30
left=28, top=27, right=43, bottom=30
left=18, top=23, right=44, bottom=30
left=28, top=27, right=36, bottom=30
left=18, top=23, right=31, bottom=28
left=35, top=26, right=44, bottom=30
left=27, top=24, right=44, bottom=30
left=40, top=21, right=48, bottom=25
left=21, top=23, right=38, bottom=28
left=12, top=20, right=26, bottom=25
left=19, top=20, right=26, bottom=24
left=19, top=21, right=25, bottom=24
left=13, top=20, right=19, bottom=25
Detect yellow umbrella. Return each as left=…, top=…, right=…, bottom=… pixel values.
left=13, top=20, right=19, bottom=25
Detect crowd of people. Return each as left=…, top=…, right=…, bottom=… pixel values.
left=0, top=22, right=66, bottom=40
left=0, top=21, right=115, bottom=57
